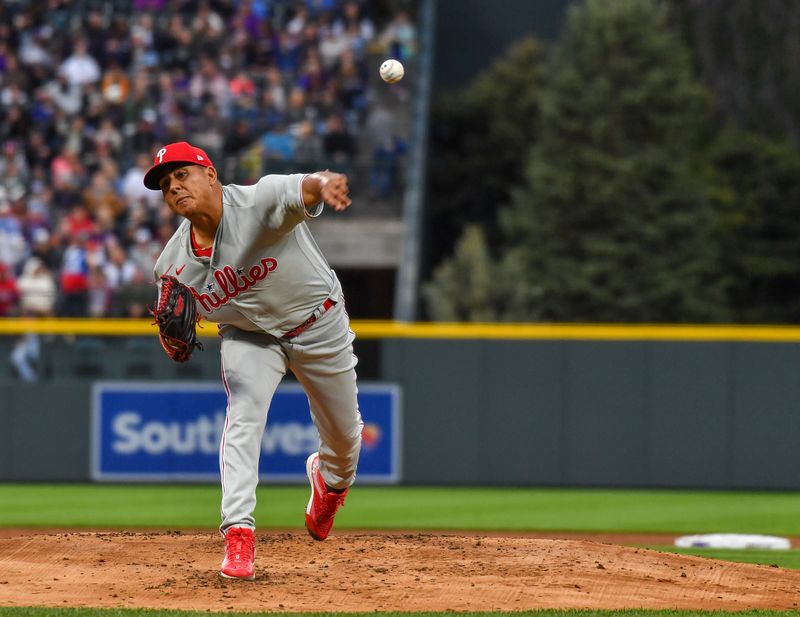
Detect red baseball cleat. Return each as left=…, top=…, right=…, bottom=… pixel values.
left=220, top=527, right=256, bottom=580
left=304, top=452, right=348, bottom=541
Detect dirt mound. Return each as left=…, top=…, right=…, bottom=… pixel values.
left=1, top=531, right=799, bottom=611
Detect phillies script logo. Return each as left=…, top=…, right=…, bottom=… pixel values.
left=191, top=258, right=277, bottom=312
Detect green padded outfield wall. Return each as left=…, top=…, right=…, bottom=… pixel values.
left=380, top=338, right=800, bottom=489
left=1, top=337, right=799, bottom=488
left=0, top=382, right=90, bottom=481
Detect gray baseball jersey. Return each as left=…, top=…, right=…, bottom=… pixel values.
left=153, top=172, right=361, bottom=534
left=154, top=173, right=342, bottom=337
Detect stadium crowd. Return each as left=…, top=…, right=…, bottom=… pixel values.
left=0, top=0, right=416, bottom=319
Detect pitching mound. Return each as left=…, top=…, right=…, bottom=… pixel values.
left=2, top=531, right=800, bottom=611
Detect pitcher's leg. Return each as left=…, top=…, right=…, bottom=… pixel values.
left=219, top=331, right=287, bottom=533
left=301, top=365, right=362, bottom=488
left=291, top=307, right=362, bottom=489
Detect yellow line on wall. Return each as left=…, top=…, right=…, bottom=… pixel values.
left=0, top=318, right=158, bottom=336
left=1, top=318, right=800, bottom=342
left=352, top=321, right=800, bottom=341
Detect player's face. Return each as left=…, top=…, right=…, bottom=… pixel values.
left=159, top=164, right=216, bottom=217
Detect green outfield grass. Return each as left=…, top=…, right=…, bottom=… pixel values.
left=658, top=546, right=800, bottom=569
left=3, top=483, right=800, bottom=570
left=1, top=484, right=800, bottom=535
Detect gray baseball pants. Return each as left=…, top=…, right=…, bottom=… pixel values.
left=218, top=300, right=362, bottom=533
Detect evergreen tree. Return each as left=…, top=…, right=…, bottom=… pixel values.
left=709, top=129, right=800, bottom=322
left=499, top=0, right=728, bottom=322
left=424, top=37, right=544, bottom=274
left=669, top=0, right=800, bottom=147
left=422, top=226, right=500, bottom=321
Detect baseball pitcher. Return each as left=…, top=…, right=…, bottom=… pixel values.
left=146, top=142, right=362, bottom=580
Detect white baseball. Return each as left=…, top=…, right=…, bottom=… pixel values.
left=379, top=59, right=404, bottom=84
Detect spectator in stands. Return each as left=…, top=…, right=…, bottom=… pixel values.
left=262, top=122, right=296, bottom=162
left=365, top=105, right=406, bottom=199
left=155, top=14, right=194, bottom=71
left=43, top=72, right=83, bottom=116
left=284, top=86, right=316, bottom=131
left=130, top=13, right=159, bottom=73
left=120, top=203, right=152, bottom=249
left=1, top=82, right=29, bottom=109
left=336, top=48, right=368, bottom=114
left=28, top=228, right=61, bottom=273
left=59, top=232, right=91, bottom=317
left=377, top=9, right=417, bottom=62
left=113, top=268, right=152, bottom=318
left=23, top=131, right=53, bottom=180
left=50, top=145, right=84, bottom=193
left=192, top=1, right=226, bottom=43
left=104, top=15, right=134, bottom=69
left=18, top=27, right=52, bottom=68
left=125, top=72, right=157, bottom=133
left=262, top=66, right=287, bottom=112
left=0, top=141, right=29, bottom=190
left=1, top=53, right=30, bottom=94
left=294, top=120, right=323, bottom=165
left=122, top=153, right=162, bottom=212
left=319, top=27, right=349, bottom=70
left=0, top=0, right=417, bottom=318
left=62, top=116, right=94, bottom=162
left=103, top=239, right=140, bottom=292
left=129, top=108, right=160, bottom=155
left=83, top=9, right=108, bottom=62
left=253, top=89, right=285, bottom=134
left=315, top=83, right=342, bottom=121
left=134, top=0, right=167, bottom=12
left=83, top=169, right=125, bottom=221
left=62, top=205, right=96, bottom=241
left=225, top=118, right=260, bottom=158
left=307, top=0, right=339, bottom=16
left=58, top=38, right=101, bottom=87
left=16, top=257, right=56, bottom=317
left=191, top=102, right=226, bottom=163
left=156, top=70, right=190, bottom=134
left=298, top=50, right=329, bottom=100
left=275, top=30, right=304, bottom=74
left=189, top=56, right=229, bottom=113
left=25, top=186, right=54, bottom=231
left=93, top=118, right=124, bottom=160
left=1, top=105, right=31, bottom=143
left=334, top=1, right=375, bottom=56
left=128, top=226, right=160, bottom=276
left=322, top=113, right=356, bottom=165
left=88, top=266, right=112, bottom=318
left=287, top=6, right=310, bottom=37
left=0, top=199, right=27, bottom=273
left=0, top=262, right=19, bottom=317
left=230, top=69, right=257, bottom=98
left=100, top=60, right=131, bottom=124
left=11, top=256, right=57, bottom=381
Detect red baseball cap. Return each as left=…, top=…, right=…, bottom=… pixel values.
left=143, top=142, right=215, bottom=190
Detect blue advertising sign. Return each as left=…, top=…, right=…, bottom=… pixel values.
left=91, top=382, right=401, bottom=483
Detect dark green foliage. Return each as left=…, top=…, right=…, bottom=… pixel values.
left=669, top=0, right=800, bottom=146
left=421, top=226, right=500, bottom=321
left=499, top=0, right=727, bottom=322
left=423, top=0, right=800, bottom=324
left=424, top=37, right=544, bottom=271
left=708, top=130, right=800, bottom=322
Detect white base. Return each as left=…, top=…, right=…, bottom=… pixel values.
left=674, top=533, right=791, bottom=550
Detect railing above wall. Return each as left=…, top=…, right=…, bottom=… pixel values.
left=2, top=318, right=800, bottom=342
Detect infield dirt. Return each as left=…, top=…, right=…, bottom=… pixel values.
left=1, top=530, right=800, bottom=611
